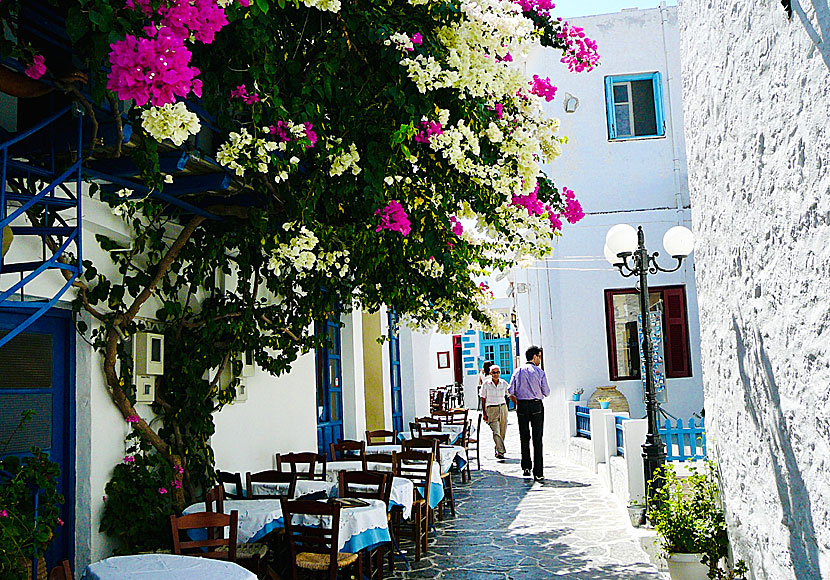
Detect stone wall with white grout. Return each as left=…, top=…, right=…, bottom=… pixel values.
left=678, top=0, right=830, bottom=577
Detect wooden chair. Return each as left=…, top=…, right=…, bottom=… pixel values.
left=465, top=413, right=483, bottom=472
left=204, top=484, right=269, bottom=576
left=216, top=470, right=244, bottom=499
left=338, top=471, right=391, bottom=580
left=365, top=429, right=397, bottom=445
left=48, top=560, right=73, bottom=580
left=280, top=498, right=363, bottom=580
left=402, top=438, right=453, bottom=519
left=415, top=416, right=442, bottom=432
left=170, top=510, right=238, bottom=561
left=246, top=470, right=297, bottom=499
left=365, top=451, right=395, bottom=466
left=430, top=409, right=453, bottom=422
left=277, top=452, right=324, bottom=480
left=446, top=408, right=468, bottom=426
left=330, top=440, right=367, bottom=469
left=392, top=450, right=433, bottom=561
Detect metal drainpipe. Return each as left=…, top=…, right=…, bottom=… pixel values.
left=659, top=1, right=684, bottom=226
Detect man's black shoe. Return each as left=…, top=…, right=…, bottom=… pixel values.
left=523, top=469, right=531, bottom=477
left=534, top=474, right=544, bottom=482
left=495, top=453, right=505, bottom=459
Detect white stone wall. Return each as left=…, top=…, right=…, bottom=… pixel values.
left=678, top=0, right=830, bottom=577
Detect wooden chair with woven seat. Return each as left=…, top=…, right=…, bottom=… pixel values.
left=392, top=450, right=433, bottom=562
left=330, top=440, right=367, bottom=469
left=465, top=413, right=483, bottom=472
left=402, top=437, right=454, bottom=519
left=365, top=451, right=395, bottom=466
left=246, top=470, right=298, bottom=499
left=415, top=416, right=442, bottom=433
left=170, top=510, right=238, bottom=561
left=365, top=429, right=397, bottom=445
left=280, top=498, right=363, bottom=580
left=216, top=470, right=245, bottom=499
left=445, top=408, right=468, bottom=426
left=338, top=470, right=392, bottom=580
left=277, top=452, right=324, bottom=481
left=48, top=560, right=73, bottom=580
left=204, top=484, right=270, bottom=576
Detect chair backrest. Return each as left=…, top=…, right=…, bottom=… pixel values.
left=430, top=409, right=452, bottom=422
left=281, top=499, right=342, bottom=578
left=170, top=510, right=238, bottom=561
left=329, top=439, right=367, bottom=469
left=204, top=484, right=225, bottom=513
left=415, top=416, right=442, bottom=432
left=402, top=437, right=440, bottom=455
left=338, top=470, right=391, bottom=504
left=216, top=470, right=244, bottom=500
left=276, top=452, right=320, bottom=480
left=365, top=429, right=397, bottom=445
left=394, top=450, right=434, bottom=505
left=416, top=429, right=451, bottom=445
left=48, top=560, right=73, bottom=580
left=446, top=408, right=468, bottom=425
left=246, top=470, right=298, bottom=499
left=365, top=451, right=395, bottom=466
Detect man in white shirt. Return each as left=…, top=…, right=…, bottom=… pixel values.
left=480, top=365, right=509, bottom=459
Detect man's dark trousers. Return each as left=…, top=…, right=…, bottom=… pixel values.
left=516, top=399, right=544, bottom=477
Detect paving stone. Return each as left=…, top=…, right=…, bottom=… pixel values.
left=389, top=412, right=667, bottom=579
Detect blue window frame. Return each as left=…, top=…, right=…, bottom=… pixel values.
left=387, top=309, right=404, bottom=434
left=605, top=72, right=665, bottom=140
left=479, top=325, right=514, bottom=384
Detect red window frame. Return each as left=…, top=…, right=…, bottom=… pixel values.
left=604, top=285, right=691, bottom=381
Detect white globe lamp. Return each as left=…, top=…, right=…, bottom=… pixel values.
left=604, top=244, right=624, bottom=266
left=605, top=224, right=638, bottom=258
left=662, top=226, right=695, bottom=258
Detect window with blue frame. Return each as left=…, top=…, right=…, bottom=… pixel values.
left=479, top=326, right=514, bottom=383
left=605, top=72, right=665, bottom=140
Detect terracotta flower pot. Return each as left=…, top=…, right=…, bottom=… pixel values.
left=666, top=553, right=709, bottom=580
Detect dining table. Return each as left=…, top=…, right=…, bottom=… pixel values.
left=324, top=460, right=445, bottom=509
left=182, top=497, right=391, bottom=553
left=82, top=554, right=256, bottom=580
left=367, top=444, right=469, bottom=474
left=250, top=478, right=336, bottom=499
left=397, top=430, right=463, bottom=445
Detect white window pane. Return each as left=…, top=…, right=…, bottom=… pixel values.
left=615, top=105, right=632, bottom=136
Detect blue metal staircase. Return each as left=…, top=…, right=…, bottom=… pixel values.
left=0, top=105, right=84, bottom=348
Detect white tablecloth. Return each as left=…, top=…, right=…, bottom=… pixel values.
left=398, top=431, right=463, bottom=444
left=334, top=476, right=414, bottom=520
left=82, top=554, right=256, bottom=580
left=325, top=460, right=444, bottom=509
left=251, top=479, right=336, bottom=499
left=289, top=498, right=389, bottom=552
left=365, top=444, right=468, bottom=474
left=183, top=499, right=283, bottom=543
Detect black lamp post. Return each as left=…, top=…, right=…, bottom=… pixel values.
left=604, top=223, right=694, bottom=505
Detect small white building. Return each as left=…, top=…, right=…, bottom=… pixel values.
left=512, top=4, right=704, bottom=452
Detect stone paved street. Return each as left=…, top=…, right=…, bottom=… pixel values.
left=390, top=411, right=666, bottom=580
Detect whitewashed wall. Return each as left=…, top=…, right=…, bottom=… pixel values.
left=679, top=0, right=830, bottom=577
left=515, top=6, right=703, bottom=455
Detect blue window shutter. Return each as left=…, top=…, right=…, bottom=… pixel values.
left=653, top=71, right=665, bottom=137
left=604, top=76, right=616, bottom=140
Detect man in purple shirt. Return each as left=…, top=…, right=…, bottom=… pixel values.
left=508, top=345, right=549, bottom=481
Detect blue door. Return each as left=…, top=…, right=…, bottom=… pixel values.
left=316, top=318, right=344, bottom=458
left=387, top=310, right=404, bottom=434
left=480, top=325, right=514, bottom=382
left=0, top=307, right=74, bottom=571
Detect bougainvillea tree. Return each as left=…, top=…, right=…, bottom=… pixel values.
left=1, top=0, right=596, bottom=549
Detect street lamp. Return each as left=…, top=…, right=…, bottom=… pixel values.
left=604, top=224, right=694, bottom=505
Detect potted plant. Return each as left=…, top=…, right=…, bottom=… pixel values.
left=597, top=398, right=611, bottom=409
left=627, top=500, right=646, bottom=527
left=571, top=388, right=584, bottom=401
left=648, top=461, right=747, bottom=580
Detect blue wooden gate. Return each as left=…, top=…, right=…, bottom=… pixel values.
left=388, top=310, right=403, bottom=434
left=0, top=307, right=74, bottom=571
left=316, top=318, right=344, bottom=458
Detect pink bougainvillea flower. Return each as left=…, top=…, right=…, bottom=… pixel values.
left=171, top=479, right=182, bottom=489
left=494, top=103, right=503, bottom=120
left=414, top=120, right=443, bottom=144
left=123, top=455, right=135, bottom=464
left=230, top=84, right=259, bottom=104
left=0, top=509, right=8, bottom=518
left=511, top=185, right=545, bottom=216
left=557, top=19, right=600, bottom=73
left=57, top=518, right=64, bottom=526
left=449, top=216, right=464, bottom=236
left=237, top=0, right=250, bottom=5
left=25, top=55, right=46, bottom=80
left=411, top=32, right=423, bottom=46
left=497, top=51, right=513, bottom=63
left=516, top=0, right=556, bottom=17
left=158, top=487, right=168, bottom=494
left=530, top=75, right=557, bottom=102
left=107, top=27, right=200, bottom=107
left=304, top=122, right=317, bottom=148
left=562, top=186, right=585, bottom=223
left=375, top=200, right=411, bottom=236
left=126, top=415, right=140, bottom=424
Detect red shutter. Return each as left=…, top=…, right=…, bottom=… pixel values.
left=662, top=287, right=691, bottom=378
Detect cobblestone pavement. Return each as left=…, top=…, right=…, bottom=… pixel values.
left=390, top=411, right=666, bottom=580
